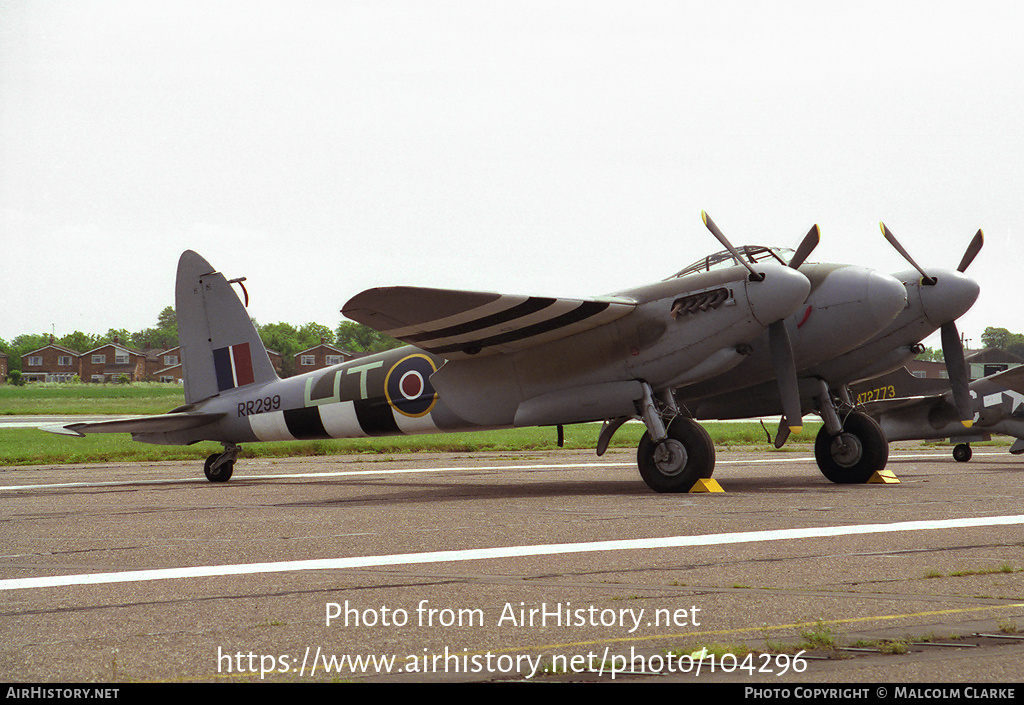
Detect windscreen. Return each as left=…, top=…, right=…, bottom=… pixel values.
left=670, top=246, right=795, bottom=279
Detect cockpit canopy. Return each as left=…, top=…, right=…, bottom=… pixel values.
left=670, top=245, right=796, bottom=279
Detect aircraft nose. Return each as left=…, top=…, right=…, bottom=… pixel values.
left=865, top=268, right=909, bottom=329
left=746, top=265, right=812, bottom=326
left=797, top=265, right=907, bottom=351
left=918, top=269, right=981, bottom=327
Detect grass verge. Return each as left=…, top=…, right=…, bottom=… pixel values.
left=0, top=383, right=185, bottom=415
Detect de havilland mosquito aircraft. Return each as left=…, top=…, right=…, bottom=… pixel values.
left=864, top=365, right=1024, bottom=463
left=49, top=213, right=919, bottom=493
left=675, top=223, right=983, bottom=483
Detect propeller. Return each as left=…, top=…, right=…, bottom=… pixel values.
left=880, top=222, right=985, bottom=427
left=773, top=223, right=821, bottom=441
left=788, top=224, right=821, bottom=269
left=769, top=319, right=803, bottom=443
left=701, top=211, right=765, bottom=282
left=941, top=320, right=973, bottom=428
left=880, top=222, right=936, bottom=285
left=957, top=229, right=985, bottom=273
left=701, top=211, right=806, bottom=442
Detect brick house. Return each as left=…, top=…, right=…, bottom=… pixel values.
left=904, top=358, right=948, bottom=379
left=293, top=342, right=357, bottom=375
left=0, top=352, right=8, bottom=382
left=20, top=344, right=82, bottom=383
left=150, top=346, right=185, bottom=384
left=19, top=334, right=321, bottom=384
left=79, top=343, right=149, bottom=383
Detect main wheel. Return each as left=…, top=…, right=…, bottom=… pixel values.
left=204, top=453, right=234, bottom=483
left=814, top=411, right=888, bottom=484
left=637, top=417, right=715, bottom=493
left=953, top=443, right=972, bottom=462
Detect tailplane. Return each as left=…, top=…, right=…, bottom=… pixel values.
left=175, top=250, right=278, bottom=404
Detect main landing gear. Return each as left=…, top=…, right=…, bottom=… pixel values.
left=633, top=383, right=715, bottom=493
left=813, top=382, right=888, bottom=483
left=814, top=412, right=889, bottom=483
left=204, top=443, right=240, bottom=482
left=637, top=417, right=715, bottom=493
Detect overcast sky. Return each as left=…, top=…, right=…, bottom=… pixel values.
left=2, top=1, right=1021, bottom=352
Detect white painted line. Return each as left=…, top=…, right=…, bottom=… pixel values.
left=2, top=514, right=1022, bottom=592
left=0, top=463, right=635, bottom=492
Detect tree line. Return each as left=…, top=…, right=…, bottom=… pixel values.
left=0, top=306, right=403, bottom=379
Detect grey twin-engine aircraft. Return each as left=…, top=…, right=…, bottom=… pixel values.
left=48, top=214, right=982, bottom=493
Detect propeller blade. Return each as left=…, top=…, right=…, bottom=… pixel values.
left=773, top=418, right=790, bottom=449
left=880, top=222, right=936, bottom=285
left=940, top=321, right=974, bottom=427
left=769, top=319, right=803, bottom=442
left=702, top=211, right=765, bottom=281
left=788, top=224, right=821, bottom=269
left=957, top=229, right=985, bottom=272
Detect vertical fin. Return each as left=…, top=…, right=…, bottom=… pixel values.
left=175, top=251, right=278, bottom=404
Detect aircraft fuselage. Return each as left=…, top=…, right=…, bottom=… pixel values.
left=137, top=262, right=811, bottom=446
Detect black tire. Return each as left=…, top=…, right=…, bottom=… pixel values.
left=953, top=443, right=972, bottom=462
left=204, top=453, right=234, bottom=482
left=637, top=417, right=715, bottom=493
left=814, top=411, right=888, bottom=484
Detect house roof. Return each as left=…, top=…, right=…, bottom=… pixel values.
left=82, top=343, right=145, bottom=357
left=295, top=342, right=353, bottom=357
left=22, top=343, right=81, bottom=358
left=965, top=347, right=1024, bottom=364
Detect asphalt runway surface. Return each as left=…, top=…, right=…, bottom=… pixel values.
left=2, top=445, right=1023, bottom=684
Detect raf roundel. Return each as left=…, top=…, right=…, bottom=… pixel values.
left=384, top=354, right=438, bottom=418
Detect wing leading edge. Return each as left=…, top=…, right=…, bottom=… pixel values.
left=343, top=286, right=636, bottom=359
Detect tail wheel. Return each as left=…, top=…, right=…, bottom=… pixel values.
left=953, top=443, right=972, bottom=462
left=637, top=417, right=715, bottom=493
left=204, top=453, right=234, bottom=482
left=814, top=411, right=888, bottom=484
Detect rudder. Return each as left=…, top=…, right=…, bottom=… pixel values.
left=175, top=250, right=278, bottom=404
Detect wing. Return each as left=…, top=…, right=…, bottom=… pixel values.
left=44, top=412, right=226, bottom=437
left=984, top=364, right=1024, bottom=396
left=343, top=286, right=636, bottom=359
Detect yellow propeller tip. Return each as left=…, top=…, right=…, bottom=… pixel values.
left=789, top=426, right=803, bottom=434
left=962, top=420, right=974, bottom=428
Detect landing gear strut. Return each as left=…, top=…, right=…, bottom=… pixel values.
left=634, top=382, right=715, bottom=493
left=814, top=411, right=888, bottom=483
left=204, top=443, right=240, bottom=482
